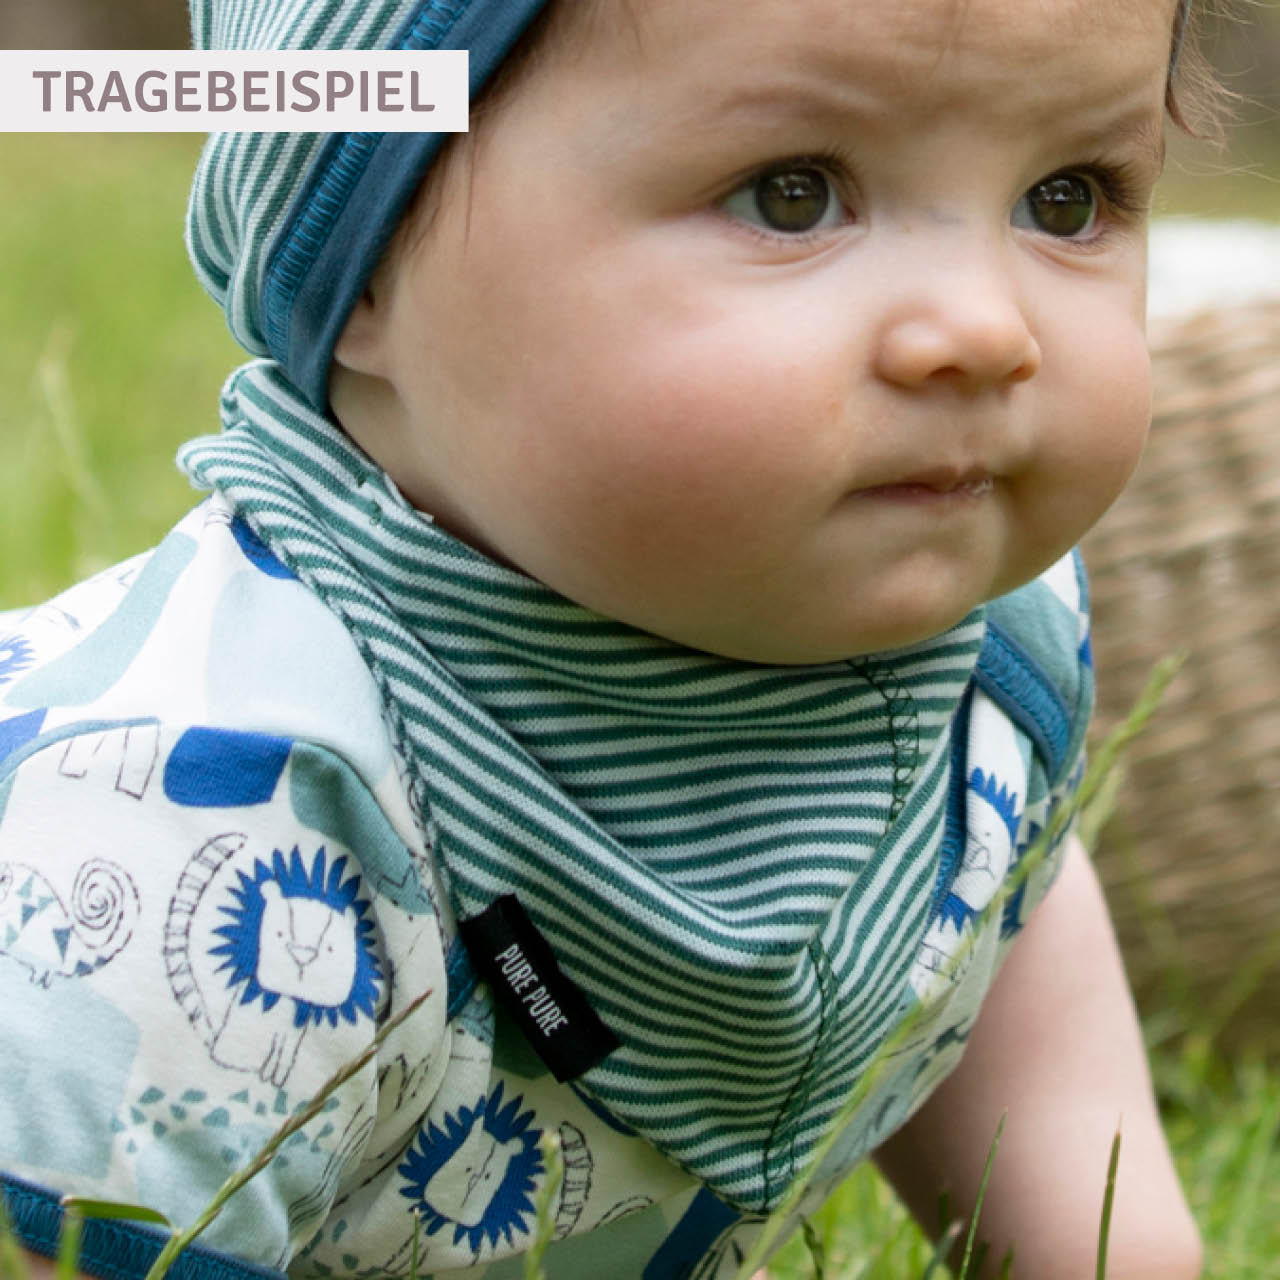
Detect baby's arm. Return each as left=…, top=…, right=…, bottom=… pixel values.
left=18, top=1250, right=81, bottom=1280
left=873, top=835, right=1202, bottom=1279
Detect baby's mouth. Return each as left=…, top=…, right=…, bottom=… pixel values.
left=856, top=471, right=995, bottom=501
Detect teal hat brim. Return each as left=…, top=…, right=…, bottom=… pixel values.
left=259, top=0, right=549, bottom=409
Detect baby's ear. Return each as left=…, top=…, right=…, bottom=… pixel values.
left=332, top=271, right=394, bottom=377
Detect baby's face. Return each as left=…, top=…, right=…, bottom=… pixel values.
left=349, top=0, right=1173, bottom=663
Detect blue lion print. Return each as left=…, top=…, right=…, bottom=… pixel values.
left=970, top=768, right=1021, bottom=846
left=166, top=844, right=384, bottom=1087
left=1005, top=755, right=1084, bottom=937
left=399, top=1082, right=544, bottom=1256
left=939, top=769, right=1024, bottom=933
left=0, top=633, right=35, bottom=687
left=937, top=890, right=979, bottom=933
left=212, top=847, right=382, bottom=1029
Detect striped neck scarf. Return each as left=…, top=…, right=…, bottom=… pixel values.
left=180, top=360, right=985, bottom=1210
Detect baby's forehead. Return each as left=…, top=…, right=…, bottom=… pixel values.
left=536, top=0, right=1178, bottom=98
left=532, top=0, right=1176, bottom=109
left=562, top=0, right=1175, bottom=42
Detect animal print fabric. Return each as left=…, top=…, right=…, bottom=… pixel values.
left=0, top=496, right=1090, bottom=1277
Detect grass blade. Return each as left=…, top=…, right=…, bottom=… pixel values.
left=523, top=1131, right=564, bottom=1280
left=1096, top=1128, right=1122, bottom=1280
left=53, top=1208, right=81, bottom=1280
left=1223, top=1085, right=1280, bottom=1265
left=409, top=1209, right=421, bottom=1280
left=0, top=1194, right=27, bottom=1280
left=143, top=987, right=432, bottom=1280
left=59, top=1201, right=171, bottom=1229
left=957, top=1112, right=1006, bottom=1280
left=920, top=1219, right=963, bottom=1280
left=800, top=1216, right=826, bottom=1279
left=35, top=332, right=108, bottom=524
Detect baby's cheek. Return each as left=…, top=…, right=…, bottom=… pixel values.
left=1030, top=342, right=1151, bottom=555
left=1082, top=338, right=1152, bottom=495
left=606, top=334, right=832, bottom=484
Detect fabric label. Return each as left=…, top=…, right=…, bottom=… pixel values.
left=459, top=895, right=620, bottom=1082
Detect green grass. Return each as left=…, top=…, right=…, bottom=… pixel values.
left=0, top=134, right=241, bottom=610
left=765, top=1043, right=1280, bottom=1280
left=2, top=132, right=1279, bottom=1279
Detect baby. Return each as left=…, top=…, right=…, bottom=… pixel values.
left=1, top=0, right=1208, bottom=1276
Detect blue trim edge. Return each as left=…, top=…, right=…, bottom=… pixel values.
left=1, top=1172, right=284, bottom=1280
left=444, top=935, right=478, bottom=1019
left=973, top=622, right=1070, bottom=780
left=262, top=0, right=552, bottom=409
left=642, top=1187, right=739, bottom=1280
left=931, top=684, right=974, bottom=923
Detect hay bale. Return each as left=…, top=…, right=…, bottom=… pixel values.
left=1083, top=298, right=1280, bottom=1046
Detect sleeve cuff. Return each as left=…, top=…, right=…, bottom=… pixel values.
left=1, top=1172, right=285, bottom=1280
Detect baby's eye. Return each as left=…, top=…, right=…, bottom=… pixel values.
left=721, top=165, right=844, bottom=236
left=1011, top=173, right=1098, bottom=239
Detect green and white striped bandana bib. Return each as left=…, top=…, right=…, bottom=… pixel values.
left=180, top=360, right=986, bottom=1210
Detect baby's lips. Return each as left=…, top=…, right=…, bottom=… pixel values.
left=892, top=464, right=995, bottom=492
left=853, top=463, right=998, bottom=498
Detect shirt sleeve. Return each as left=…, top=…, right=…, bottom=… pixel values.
left=0, top=718, right=451, bottom=1276
left=987, top=546, right=1096, bottom=939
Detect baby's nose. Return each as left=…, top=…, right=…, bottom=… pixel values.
left=871, top=260, right=1042, bottom=391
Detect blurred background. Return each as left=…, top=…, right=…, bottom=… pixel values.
left=1160, top=0, right=1280, bottom=215
left=0, top=0, right=189, bottom=48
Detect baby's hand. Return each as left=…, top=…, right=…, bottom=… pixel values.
left=874, top=836, right=1202, bottom=1279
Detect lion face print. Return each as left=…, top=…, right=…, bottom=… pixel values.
left=166, top=840, right=385, bottom=1088
left=255, top=880, right=359, bottom=1007
left=399, top=1083, right=544, bottom=1256
left=212, top=846, right=382, bottom=1028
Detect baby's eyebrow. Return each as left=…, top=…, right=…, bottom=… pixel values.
left=676, top=80, right=862, bottom=135
left=1106, top=109, right=1168, bottom=171
left=682, top=77, right=1169, bottom=160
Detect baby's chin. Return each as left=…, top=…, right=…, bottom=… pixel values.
left=671, top=574, right=1024, bottom=665
left=653, top=608, right=985, bottom=667
left=668, top=548, right=1057, bottom=666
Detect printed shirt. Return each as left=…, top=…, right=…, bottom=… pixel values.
left=0, top=483, right=1091, bottom=1279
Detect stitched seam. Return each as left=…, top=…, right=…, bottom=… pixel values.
left=755, top=657, right=918, bottom=1206
left=851, top=657, right=918, bottom=821
left=759, top=935, right=837, bottom=1210
left=2, top=1173, right=284, bottom=1280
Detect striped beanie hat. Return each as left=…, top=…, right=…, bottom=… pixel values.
left=185, top=0, right=549, bottom=411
